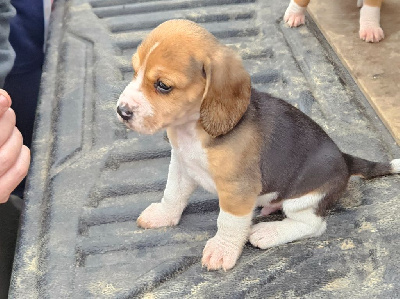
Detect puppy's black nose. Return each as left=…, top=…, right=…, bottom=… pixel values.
left=117, top=105, right=133, bottom=121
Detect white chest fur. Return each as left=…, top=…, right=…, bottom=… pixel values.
left=170, top=123, right=217, bottom=194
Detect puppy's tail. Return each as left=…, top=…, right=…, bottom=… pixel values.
left=342, top=153, right=400, bottom=179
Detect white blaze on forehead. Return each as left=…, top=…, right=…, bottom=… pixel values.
left=130, top=41, right=160, bottom=93
left=131, top=68, right=144, bottom=92
left=136, top=41, right=160, bottom=79
left=147, top=42, right=160, bottom=59
left=117, top=42, right=161, bottom=109
left=116, top=43, right=163, bottom=133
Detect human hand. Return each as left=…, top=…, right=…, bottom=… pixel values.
left=0, top=89, right=30, bottom=203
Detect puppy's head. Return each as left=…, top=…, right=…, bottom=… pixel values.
left=117, top=19, right=251, bottom=137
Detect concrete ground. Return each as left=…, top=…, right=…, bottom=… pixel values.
left=7, top=0, right=400, bottom=298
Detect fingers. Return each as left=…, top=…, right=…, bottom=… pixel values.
left=0, top=89, right=31, bottom=203
left=0, top=108, right=16, bottom=147
left=0, top=89, right=12, bottom=115
left=0, top=145, right=30, bottom=203
left=0, top=127, right=24, bottom=177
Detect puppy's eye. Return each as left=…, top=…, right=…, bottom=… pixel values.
left=155, top=80, right=172, bottom=94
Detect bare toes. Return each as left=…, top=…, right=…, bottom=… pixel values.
left=359, top=27, right=384, bottom=43
left=202, top=236, right=242, bottom=271
left=285, top=13, right=305, bottom=27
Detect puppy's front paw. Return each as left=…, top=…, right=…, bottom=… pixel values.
left=284, top=12, right=306, bottom=27
left=137, top=203, right=181, bottom=229
left=201, top=235, right=243, bottom=271
left=359, top=26, right=384, bottom=43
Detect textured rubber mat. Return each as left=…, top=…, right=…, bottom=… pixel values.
left=10, top=0, right=400, bottom=298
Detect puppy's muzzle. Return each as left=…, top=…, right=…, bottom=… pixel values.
left=117, top=105, right=133, bottom=121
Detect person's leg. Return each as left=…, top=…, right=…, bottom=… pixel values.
left=0, top=195, right=22, bottom=298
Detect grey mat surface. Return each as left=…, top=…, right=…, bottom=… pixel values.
left=11, top=0, right=400, bottom=298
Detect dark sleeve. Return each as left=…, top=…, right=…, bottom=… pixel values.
left=8, top=0, right=44, bottom=75
left=0, top=0, right=16, bottom=87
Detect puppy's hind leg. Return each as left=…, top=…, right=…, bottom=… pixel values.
left=250, top=192, right=327, bottom=249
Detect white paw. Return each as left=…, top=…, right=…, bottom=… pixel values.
left=359, top=5, right=383, bottom=42
left=284, top=12, right=306, bottom=27
left=284, top=0, right=307, bottom=27
left=391, top=159, right=400, bottom=173
left=359, top=26, right=384, bottom=42
left=249, top=219, right=327, bottom=249
left=137, top=202, right=181, bottom=229
left=249, top=222, right=281, bottom=249
left=201, top=235, right=243, bottom=271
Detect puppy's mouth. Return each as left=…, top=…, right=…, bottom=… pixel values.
left=116, top=106, right=159, bottom=135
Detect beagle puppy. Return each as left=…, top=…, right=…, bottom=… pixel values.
left=284, top=0, right=384, bottom=43
left=116, top=19, right=399, bottom=271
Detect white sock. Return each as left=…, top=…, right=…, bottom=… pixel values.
left=284, top=0, right=307, bottom=19
left=391, top=159, right=400, bottom=173
left=360, top=4, right=381, bottom=30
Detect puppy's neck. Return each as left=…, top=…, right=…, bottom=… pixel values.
left=166, top=116, right=200, bottom=148
left=173, top=111, right=200, bottom=127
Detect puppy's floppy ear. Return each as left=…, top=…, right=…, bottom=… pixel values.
left=200, top=47, right=251, bottom=138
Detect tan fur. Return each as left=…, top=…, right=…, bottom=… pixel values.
left=127, top=20, right=251, bottom=137
left=294, top=0, right=310, bottom=7
left=127, top=20, right=257, bottom=217
left=131, top=53, right=140, bottom=76
left=130, top=20, right=213, bottom=133
left=118, top=19, right=394, bottom=271
left=200, top=47, right=251, bottom=138
left=196, top=122, right=262, bottom=216
left=364, top=0, right=383, bottom=7
left=137, top=40, right=204, bottom=132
